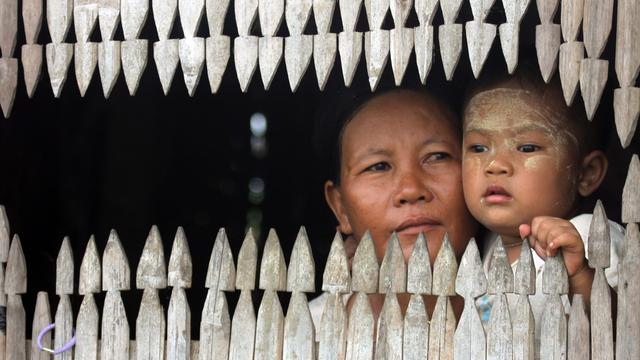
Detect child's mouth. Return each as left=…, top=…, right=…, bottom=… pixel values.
left=483, top=185, right=512, bottom=204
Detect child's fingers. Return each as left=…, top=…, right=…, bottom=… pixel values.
left=519, top=224, right=531, bottom=240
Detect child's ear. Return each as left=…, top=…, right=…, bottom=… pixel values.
left=324, top=181, right=354, bottom=236
left=577, top=150, right=608, bottom=197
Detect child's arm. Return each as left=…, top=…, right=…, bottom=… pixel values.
left=519, top=217, right=595, bottom=306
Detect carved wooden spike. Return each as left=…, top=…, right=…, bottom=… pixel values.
left=502, top=0, right=531, bottom=24
left=375, top=294, right=403, bottom=360
left=614, top=87, right=640, bottom=148
left=99, top=0, right=121, bottom=41
left=286, top=0, right=312, bottom=35
left=54, top=295, right=73, bottom=360
left=313, top=0, right=334, bottom=34
left=588, top=200, right=611, bottom=268
left=283, top=292, right=314, bottom=359
left=364, top=29, right=389, bottom=91
left=499, top=23, right=520, bottom=74
left=254, top=290, right=285, bottom=359
left=101, top=291, right=130, bottom=360
left=338, top=31, right=362, bottom=87
left=364, top=0, right=389, bottom=30
left=389, top=26, right=414, bottom=86
left=229, top=290, right=256, bottom=360
left=439, top=0, right=462, bottom=24
left=21, top=44, right=43, bottom=100
left=285, top=34, right=313, bottom=92
left=179, top=0, right=205, bottom=37
left=102, top=229, right=131, bottom=291
left=352, top=231, right=379, bottom=293
left=46, top=43, right=73, bottom=98
left=5, top=234, right=26, bottom=294
left=591, top=267, right=613, bottom=360
left=236, top=229, right=258, bottom=290
left=152, top=0, right=177, bottom=40
left=414, top=0, right=439, bottom=25
left=234, top=0, right=258, bottom=36
left=259, top=0, right=284, bottom=37
left=32, top=292, right=51, bottom=360
left=623, top=155, right=640, bottom=223
left=167, top=287, right=191, bottom=360
left=535, top=23, right=561, bottom=83
left=78, top=235, right=101, bottom=295
left=568, top=294, right=590, bottom=360
left=453, top=300, right=485, bottom=360
left=345, top=291, right=374, bottom=360
left=206, top=35, right=230, bottom=93
left=414, top=24, right=434, bottom=84
left=470, top=0, right=496, bottom=22
left=615, top=0, right=640, bottom=87
left=0, top=205, right=9, bottom=262
left=535, top=0, right=558, bottom=23
left=76, top=294, right=99, bottom=360
left=121, top=0, right=148, bottom=40
left=259, top=228, right=287, bottom=291
left=6, top=294, right=25, bottom=360
left=407, top=233, right=432, bottom=295
left=153, top=39, right=179, bottom=95
left=432, top=234, right=457, bottom=296
left=322, top=231, right=351, bottom=293
left=560, top=0, right=583, bottom=42
left=136, top=288, right=165, bottom=360
left=0, top=58, right=16, bottom=117
left=403, top=294, right=429, bottom=360
left=314, top=32, right=337, bottom=90
left=98, top=40, right=122, bottom=98
left=616, top=223, right=640, bottom=359
left=512, top=294, right=535, bottom=360
left=438, top=24, right=463, bottom=81
left=56, top=237, right=74, bottom=295
left=582, top=0, right=613, bottom=59
left=23, top=0, right=44, bottom=44
left=74, top=41, right=98, bottom=97
left=136, top=225, right=167, bottom=290
left=428, top=296, right=456, bottom=358
left=487, top=293, right=512, bottom=359
left=234, top=36, right=259, bottom=92
left=514, top=239, right=535, bottom=295
left=168, top=226, right=193, bottom=288
left=258, top=36, right=283, bottom=90
left=287, top=226, right=315, bottom=292
left=206, top=228, right=236, bottom=291
left=199, top=289, right=230, bottom=360
left=318, top=292, right=348, bottom=360
left=390, top=0, right=413, bottom=26
left=74, top=0, right=98, bottom=42
left=179, top=37, right=205, bottom=97
left=206, top=0, right=229, bottom=35
left=378, top=233, right=406, bottom=294
left=466, top=20, right=496, bottom=78
left=542, top=252, right=569, bottom=295
left=0, top=0, right=17, bottom=57
left=540, top=294, right=567, bottom=359
left=487, top=240, right=514, bottom=294
left=47, top=0, right=72, bottom=43
left=122, top=39, right=148, bottom=95
left=339, top=0, right=363, bottom=32
left=579, top=58, right=608, bottom=120
left=455, top=238, right=486, bottom=299
left=559, top=41, right=584, bottom=105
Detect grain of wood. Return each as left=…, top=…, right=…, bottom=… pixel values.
left=257, top=36, right=282, bottom=89
left=502, top=0, right=531, bottom=24
left=56, top=237, right=74, bottom=295
left=54, top=295, right=73, bottom=360
left=136, top=226, right=167, bottom=290
left=206, top=228, right=236, bottom=292
left=199, top=289, right=230, bottom=360
left=614, top=87, right=640, bottom=148
left=512, top=294, right=534, bottom=360
left=254, top=290, right=284, bottom=360
left=236, top=229, right=258, bottom=290
left=438, top=24, right=462, bottom=81
left=228, top=290, right=256, bottom=360
left=75, top=294, right=99, bottom=360
left=287, top=227, right=315, bottom=293
left=541, top=252, right=568, bottom=295
left=152, top=0, right=177, bottom=40
left=121, top=39, right=148, bottom=95
left=313, top=32, right=337, bottom=91
left=579, top=57, right=608, bottom=120
left=364, top=29, right=389, bottom=91
left=179, top=38, right=205, bottom=96
left=322, top=232, right=350, bottom=293
left=590, top=267, right=613, bottom=360
left=7, top=294, right=25, bottom=360
left=560, top=0, right=583, bottom=42
left=453, top=300, right=485, bottom=360
left=615, top=0, right=640, bottom=88
left=99, top=0, right=120, bottom=40
left=259, top=0, right=284, bottom=36
left=622, top=155, right=640, bottom=223
left=466, top=19, right=496, bottom=78
left=167, top=287, right=191, bottom=360
left=375, top=294, right=403, bottom=360
left=558, top=41, right=584, bottom=105
left=440, top=0, right=462, bottom=24
left=364, top=0, right=389, bottom=30
left=378, top=233, right=406, bottom=294
left=178, top=0, right=205, bottom=37
left=486, top=293, right=512, bottom=360
left=317, top=292, right=347, bottom=360
left=31, top=292, right=51, bottom=360
left=135, top=289, right=165, bottom=360
left=535, top=23, right=561, bottom=83
left=259, top=229, right=287, bottom=291
left=153, top=39, right=179, bottom=95
left=234, top=0, right=258, bottom=36
left=414, top=24, right=434, bottom=83
left=616, top=223, right=640, bottom=360
left=432, top=235, right=457, bottom=297
left=582, top=0, right=613, bottom=59
left=283, top=292, right=315, bottom=360
left=45, top=43, right=73, bottom=97
left=0, top=206, right=9, bottom=262
left=499, top=23, right=519, bottom=74
left=206, top=0, right=229, bottom=35
left=428, top=296, right=455, bottom=360
left=5, top=234, right=26, bottom=295
left=540, top=294, right=567, bottom=360
left=415, top=0, right=439, bottom=25
left=98, top=40, right=122, bottom=98
left=339, top=0, right=362, bottom=32
left=102, top=229, right=130, bottom=291
left=345, top=292, right=374, bottom=360
left=23, top=0, right=43, bottom=45
left=286, top=0, right=312, bottom=35
left=338, top=31, right=362, bottom=87
left=587, top=200, right=611, bottom=268
left=168, top=226, right=193, bottom=288
left=121, top=0, right=148, bottom=40
left=514, top=240, right=535, bottom=295
left=536, top=0, right=558, bottom=23
left=74, top=42, right=98, bottom=97
left=46, top=0, right=72, bottom=43
left=567, top=295, right=589, bottom=360
left=351, top=231, right=378, bottom=293
left=205, top=35, right=230, bottom=93
left=404, top=294, right=429, bottom=360
left=389, top=26, right=414, bottom=86
left=407, top=233, right=432, bottom=295
left=455, top=238, right=486, bottom=299
left=101, top=291, right=130, bottom=360
left=284, top=34, right=313, bottom=92
left=389, top=0, right=412, bottom=26
left=0, top=58, right=17, bottom=118
left=78, top=236, right=101, bottom=295
left=74, top=0, right=98, bottom=42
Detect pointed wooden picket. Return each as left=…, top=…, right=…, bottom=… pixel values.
left=76, top=293, right=99, bottom=360
left=313, top=0, right=333, bottom=33
left=0, top=57, right=16, bottom=116
left=136, top=288, right=165, bottom=360
left=206, top=228, right=236, bottom=291
left=206, top=0, right=229, bottom=35
left=539, top=294, right=567, bottom=360
left=229, top=290, right=256, bottom=360
left=622, top=155, right=640, bottom=224
left=179, top=38, right=206, bottom=97
left=559, top=41, right=584, bottom=105
left=487, top=240, right=514, bottom=295
left=364, top=0, right=389, bottom=30
left=339, top=0, right=362, bottom=32
left=283, top=292, right=314, bottom=359
left=199, top=289, right=230, bottom=360
left=234, top=36, right=259, bottom=92
left=591, top=267, right=613, bottom=360
left=439, top=24, right=462, bottom=81
left=403, top=294, right=429, bottom=360
left=179, top=0, right=205, bottom=37
left=378, top=233, right=406, bottom=294
left=154, top=40, right=180, bottom=95
left=389, top=26, right=414, bottom=86
left=103, top=229, right=131, bottom=291
left=121, top=0, right=148, bottom=40
left=580, top=58, right=608, bottom=120
left=318, top=292, right=348, bottom=360
left=167, top=287, right=191, bottom=360
left=541, top=252, right=568, bottom=295
left=98, top=40, right=122, bottom=98
left=407, top=233, right=431, bottom=295
left=31, top=292, right=51, bottom=360
left=455, top=238, right=486, bottom=299
left=258, top=36, right=283, bottom=90
left=614, top=0, right=640, bottom=145
left=121, top=39, right=148, bottom=95
left=286, top=0, right=312, bottom=35
left=6, top=294, right=25, bottom=360
left=428, top=295, right=455, bottom=359
left=322, top=231, right=350, bottom=293
left=338, top=31, right=362, bottom=87
left=79, top=235, right=101, bottom=295
left=583, top=0, right=613, bottom=59
left=588, top=200, right=611, bottom=268
left=101, top=290, right=130, bottom=360
left=414, top=24, right=434, bottom=83
left=614, top=87, right=640, bottom=148
left=168, top=226, right=193, bottom=288
left=287, top=226, right=315, bottom=293
left=568, top=295, right=589, bottom=360
left=432, top=235, right=457, bottom=297
left=254, top=290, right=285, bottom=359
left=616, top=223, right=640, bottom=359
left=56, top=237, right=74, bottom=295
left=314, top=33, right=337, bottom=90
left=0, top=205, right=10, bottom=262
left=375, top=294, right=403, bottom=360
left=259, top=229, right=287, bottom=291
left=364, top=30, right=389, bottom=91
left=5, top=234, right=26, bottom=295
left=23, top=0, right=43, bottom=45
left=74, top=42, right=98, bottom=97
left=234, top=0, right=258, bottom=36
left=46, top=0, right=72, bottom=44
left=74, top=0, right=98, bottom=42
left=236, top=229, right=258, bottom=290
left=206, top=35, right=230, bottom=93
left=352, top=231, right=378, bottom=293
left=345, top=291, right=374, bottom=360
left=512, top=294, right=534, bottom=360
left=284, top=35, right=313, bottom=92
left=486, top=294, right=512, bottom=360
left=136, top=225, right=167, bottom=289
left=54, top=295, right=73, bottom=360
left=454, top=300, right=485, bottom=360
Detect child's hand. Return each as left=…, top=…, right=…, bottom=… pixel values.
left=519, top=217, right=588, bottom=278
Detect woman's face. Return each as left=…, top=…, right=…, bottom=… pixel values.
left=325, top=91, right=477, bottom=263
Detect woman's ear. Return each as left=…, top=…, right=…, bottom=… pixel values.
left=324, top=180, right=354, bottom=236
left=577, top=150, right=608, bottom=197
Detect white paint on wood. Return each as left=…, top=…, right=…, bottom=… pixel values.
left=121, top=0, right=148, bottom=40
left=179, top=0, right=205, bottom=37
left=206, top=0, right=229, bottom=35
left=99, top=0, right=120, bottom=40
left=152, top=0, right=177, bottom=40
left=258, top=0, right=284, bottom=36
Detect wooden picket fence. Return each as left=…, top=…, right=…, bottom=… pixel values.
left=0, top=157, right=638, bottom=360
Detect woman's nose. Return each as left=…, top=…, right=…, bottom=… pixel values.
left=393, top=169, right=434, bottom=206
left=484, top=157, right=513, bottom=176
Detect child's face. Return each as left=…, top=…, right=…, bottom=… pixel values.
left=325, top=91, right=477, bottom=263
left=462, top=89, right=581, bottom=238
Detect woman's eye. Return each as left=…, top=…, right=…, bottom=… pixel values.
left=468, top=144, right=488, bottom=153
left=518, top=144, right=541, bottom=153
left=364, top=162, right=390, bottom=172
left=425, top=152, right=450, bottom=163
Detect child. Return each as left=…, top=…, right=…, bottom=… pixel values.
left=461, top=70, right=624, bottom=354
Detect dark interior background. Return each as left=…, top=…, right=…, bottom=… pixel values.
left=0, top=0, right=638, bottom=337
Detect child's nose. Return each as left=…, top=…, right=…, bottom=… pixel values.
left=393, top=169, right=434, bottom=206
left=485, top=158, right=513, bottom=176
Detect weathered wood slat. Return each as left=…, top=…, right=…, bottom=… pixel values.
left=345, top=292, right=374, bottom=360
left=23, top=0, right=43, bottom=45
left=535, top=23, right=561, bottom=83
left=284, top=34, right=313, bottom=92
left=536, top=0, right=558, bottom=23
left=234, top=0, right=258, bottom=36
left=286, top=0, right=312, bottom=35
left=622, top=155, right=640, bottom=223
left=235, top=35, right=259, bottom=91
left=352, top=231, right=378, bottom=294
left=103, top=229, right=131, bottom=291
left=339, top=0, right=362, bottom=32
left=98, top=40, right=122, bottom=98
left=205, top=35, right=230, bottom=93
left=199, top=289, right=230, bottom=360
left=74, top=0, right=98, bottom=42
left=179, top=37, right=205, bottom=96
left=560, top=0, right=582, bottom=42
left=403, top=294, right=429, bottom=360
left=153, top=40, right=179, bottom=95
left=407, top=233, right=431, bottom=295
left=338, top=31, right=362, bottom=87
left=389, top=26, right=413, bottom=86
left=46, top=0, right=72, bottom=44
left=236, top=230, right=258, bottom=291
left=0, top=205, right=9, bottom=262
left=259, top=0, right=284, bottom=37
left=514, top=240, right=535, bottom=294
left=438, top=23, right=462, bottom=81
left=54, top=295, right=73, bottom=360
left=579, top=57, right=608, bottom=120
left=121, top=39, right=148, bottom=95
left=314, top=0, right=334, bottom=34
left=558, top=41, right=584, bottom=105
left=45, top=42, right=73, bottom=97
left=568, top=294, right=589, bottom=360
left=283, top=292, right=314, bottom=360
left=168, top=226, right=192, bottom=288
left=228, top=290, right=256, bottom=360
left=136, top=288, right=165, bottom=360
left=254, top=290, right=284, bottom=360
left=259, top=229, right=287, bottom=291
left=432, top=235, right=457, bottom=297
left=31, top=292, right=51, bottom=360
left=378, top=233, right=406, bottom=294
left=616, top=223, right=640, bottom=360
left=167, top=287, right=191, bottom=360
left=466, top=20, right=496, bottom=78
left=428, top=295, right=455, bottom=359
left=287, top=227, right=315, bottom=293
left=322, top=232, right=350, bottom=293
left=153, top=0, right=177, bottom=40
left=375, top=294, right=402, bottom=360
left=74, top=42, right=98, bottom=97
left=206, top=228, right=236, bottom=292
left=56, top=237, right=74, bottom=296
left=206, top=0, right=228, bottom=35
left=6, top=234, right=26, bottom=294
left=178, top=0, right=204, bottom=37
left=79, top=236, right=101, bottom=295
left=583, top=0, right=613, bottom=59
left=99, top=0, right=120, bottom=40
left=21, top=44, right=43, bottom=98
left=7, top=294, right=26, bottom=360
left=364, top=29, right=389, bottom=91
left=313, top=32, right=337, bottom=91
left=454, top=300, right=485, bottom=360
left=588, top=200, right=611, bottom=268
left=540, top=294, right=567, bottom=360
left=390, top=0, right=412, bottom=26
left=512, top=294, right=534, bottom=360
left=75, top=294, right=99, bottom=360
left=137, top=226, right=167, bottom=290
left=0, top=56, right=17, bottom=118
left=364, top=0, right=389, bottom=30
left=487, top=294, right=512, bottom=360
left=614, top=87, right=640, bottom=148
left=414, top=24, right=434, bottom=83
left=121, top=0, right=147, bottom=40
left=541, top=253, right=568, bottom=295
left=488, top=240, right=514, bottom=295
left=415, top=0, right=439, bottom=25
left=455, top=238, right=486, bottom=299
left=318, top=292, right=347, bottom=360
left=101, top=291, right=130, bottom=360
left=590, top=267, right=613, bottom=360
left=615, top=0, right=640, bottom=87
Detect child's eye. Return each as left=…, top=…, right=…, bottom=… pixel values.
left=364, top=162, right=391, bottom=172
left=518, top=144, right=541, bottom=153
left=425, top=152, right=451, bottom=163
left=468, top=144, right=488, bottom=153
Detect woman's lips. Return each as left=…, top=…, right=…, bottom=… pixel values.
left=483, top=185, right=512, bottom=204
left=396, top=217, right=440, bottom=235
